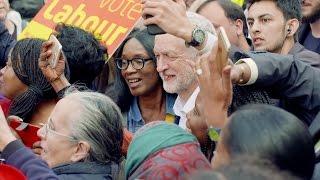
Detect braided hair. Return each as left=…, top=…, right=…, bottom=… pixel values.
left=9, top=38, right=68, bottom=122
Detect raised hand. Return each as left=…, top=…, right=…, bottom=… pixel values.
left=38, top=41, right=66, bottom=83
left=39, top=41, right=70, bottom=93
left=195, top=38, right=232, bottom=128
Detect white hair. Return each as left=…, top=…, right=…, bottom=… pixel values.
left=63, top=90, right=124, bottom=164
left=186, top=11, right=216, bottom=55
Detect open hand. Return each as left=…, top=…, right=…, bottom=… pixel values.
left=195, top=39, right=232, bottom=128
left=39, top=41, right=66, bottom=83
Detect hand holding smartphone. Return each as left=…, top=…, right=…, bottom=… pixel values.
left=146, top=14, right=166, bottom=35
left=216, top=27, right=231, bottom=74
left=48, top=34, right=62, bottom=68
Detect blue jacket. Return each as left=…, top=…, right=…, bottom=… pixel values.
left=1, top=140, right=118, bottom=180
left=1, top=140, right=58, bottom=180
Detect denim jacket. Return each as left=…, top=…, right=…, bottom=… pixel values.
left=127, top=93, right=178, bottom=133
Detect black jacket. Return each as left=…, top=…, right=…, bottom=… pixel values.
left=53, top=161, right=119, bottom=180
left=288, top=42, right=320, bottom=69
left=9, top=0, right=44, bottom=20
left=243, top=51, right=320, bottom=125
left=0, top=22, right=15, bottom=67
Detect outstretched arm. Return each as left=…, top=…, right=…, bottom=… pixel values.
left=0, top=107, right=59, bottom=179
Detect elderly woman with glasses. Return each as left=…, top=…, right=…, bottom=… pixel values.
left=110, top=28, right=177, bottom=133
left=0, top=91, right=124, bottom=180
left=0, top=39, right=125, bottom=180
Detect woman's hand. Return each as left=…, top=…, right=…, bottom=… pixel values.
left=0, top=107, right=17, bottom=151
left=39, top=41, right=66, bottom=83
left=39, top=41, right=70, bottom=93
left=195, top=40, right=232, bottom=128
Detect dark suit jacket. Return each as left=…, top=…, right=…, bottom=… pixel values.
left=289, top=42, right=320, bottom=69
left=310, top=112, right=320, bottom=142
left=0, top=22, right=15, bottom=68
left=233, top=50, right=320, bottom=125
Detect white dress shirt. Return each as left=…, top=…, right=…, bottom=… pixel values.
left=173, top=87, right=200, bottom=129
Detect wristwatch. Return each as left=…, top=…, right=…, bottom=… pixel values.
left=208, top=125, right=221, bottom=142
left=186, top=26, right=206, bottom=47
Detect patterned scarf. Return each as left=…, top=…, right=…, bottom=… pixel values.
left=125, top=121, right=211, bottom=179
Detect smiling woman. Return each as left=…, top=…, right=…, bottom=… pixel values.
left=111, top=28, right=178, bottom=133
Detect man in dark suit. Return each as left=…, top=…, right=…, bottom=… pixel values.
left=232, top=50, right=320, bottom=125
left=0, top=22, right=15, bottom=68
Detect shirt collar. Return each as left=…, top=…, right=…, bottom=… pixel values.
left=173, top=87, right=200, bottom=117
left=53, top=161, right=115, bottom=175
left=129, top=94, right=177, bottom=122
left=183, top=87, right=200, bottom=114
left=128, top=96, right=142, bottom=122
left=173, top=96, right=184, bottom=118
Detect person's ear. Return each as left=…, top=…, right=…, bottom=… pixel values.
left=70, top=141, right=90, bottom=162
left=234, top=19, right=244, bottom=37
left=286, top=19, right=299, bottom=37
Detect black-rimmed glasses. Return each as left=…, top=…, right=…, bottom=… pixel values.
left=115, top=57, right=153, bottom=70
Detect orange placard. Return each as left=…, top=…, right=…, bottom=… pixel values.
left=19, top=0, right=142, bottom=58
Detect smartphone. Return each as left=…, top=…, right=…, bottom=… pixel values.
left=216, top=27, right=231, bottom=74
left=146, top=15, right=166, bottom=35
left=8, top=117, right=40, bottom=148
left=48, top=34, right=62, bottom=68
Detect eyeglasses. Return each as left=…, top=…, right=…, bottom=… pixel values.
left=39, top=119, right=78, bottom=141
left=115, top=57, right=153, bottom=70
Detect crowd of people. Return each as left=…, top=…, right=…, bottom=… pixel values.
left=0, top=0, right=319, bottom=179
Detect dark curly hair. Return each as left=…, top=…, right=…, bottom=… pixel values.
left=55, top=24, right=106, bottom=88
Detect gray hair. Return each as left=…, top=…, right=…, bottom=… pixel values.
left=186, top=11, right=216, bottom=55
left=64, top=91, right=124, bottom=164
